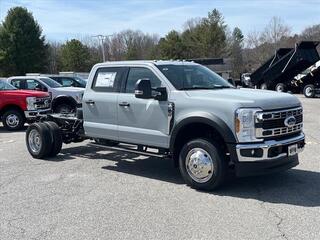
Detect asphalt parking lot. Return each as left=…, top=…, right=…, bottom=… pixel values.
left=0, top=95, right=319, bottom=240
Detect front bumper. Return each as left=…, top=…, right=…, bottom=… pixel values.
left=24, top=109, right=50, bottom=120
left=230, top=133, right=305, bottom=177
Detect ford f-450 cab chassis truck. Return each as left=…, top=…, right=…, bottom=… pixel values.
left=25, top=61, right=305, bottom=190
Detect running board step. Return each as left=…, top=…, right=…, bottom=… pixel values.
left=88, top=142, right=168, bottom=158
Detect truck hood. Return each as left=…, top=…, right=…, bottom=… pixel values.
left=55, top=87, right=84, bottom=93
left=185, top=88, right=301, bottom=110
left=2, top=90, right=49, bottom=97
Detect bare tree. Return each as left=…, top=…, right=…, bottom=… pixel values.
left=47, top=41, right=62, bottom=73
left=301, top=24, right=320, bottom=40
left=261, top=16, right=291, bottom=49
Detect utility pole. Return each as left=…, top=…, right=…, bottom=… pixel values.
left=92, top=34, right=113, bottom=62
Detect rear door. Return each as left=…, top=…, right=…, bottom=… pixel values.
left=117, top=67, right=170, bottom=148
left=83, top=67, right=128, bottom=140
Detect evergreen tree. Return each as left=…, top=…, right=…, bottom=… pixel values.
left=0, top=7, right=48, bottom=76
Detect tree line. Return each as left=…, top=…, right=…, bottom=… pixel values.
left=0, top=7, right=319, bottom=78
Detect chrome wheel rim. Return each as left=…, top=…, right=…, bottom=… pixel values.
left=306, top=87, right=312, bottom=96
left=6, top=114, right=19, bottom=128
left=276, top=85, right=284, bottom=92
left=185, top=148, right=214, bottom=183
left=28, top=129, right=42, bottom=154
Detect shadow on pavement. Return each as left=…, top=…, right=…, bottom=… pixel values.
left=53, top=144, right=320, bottom=207
left=0, top=125, right=27, bottom=133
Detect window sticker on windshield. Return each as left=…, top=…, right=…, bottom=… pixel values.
left=95, top=72, right=117, bottom=87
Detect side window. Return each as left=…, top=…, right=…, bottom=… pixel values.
left=10, top=79, right=23, bottom=89
left=26, top=79, right=43, bottom=90
left=125, top=67, right=161, bottom=93
left=61, top=78, right=74, bottom=87
left=92, top=67, right=127, bottom=92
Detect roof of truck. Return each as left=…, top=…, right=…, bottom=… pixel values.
left=7, top=76, right=52, bottom=80
left=95, top=60, right=199, bottom=67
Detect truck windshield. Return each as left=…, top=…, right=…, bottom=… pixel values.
left=0, top=81, right=17, bottom=90
left=74, top=77, right=87, bottom=86
left=156, top=64, right=233, bottom=90
left=40, top=78, right=62, bottom=88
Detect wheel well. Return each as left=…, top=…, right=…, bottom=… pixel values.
left=52, top=96, right=76, bottom=110
left=171, top=122, right=229, bottom=167
left=0, top=105, right=24, bottom=118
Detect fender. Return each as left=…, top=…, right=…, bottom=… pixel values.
left=51, top=95, right=77, bottom=108
left=169, top=113, right=236, bottom=152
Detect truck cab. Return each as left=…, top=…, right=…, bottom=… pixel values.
left=25, top=60, right=305, bottom=190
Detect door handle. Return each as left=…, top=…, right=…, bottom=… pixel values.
left=85, top=100, right=95, bottom=105
left=119, top=102, right=130, bottom=107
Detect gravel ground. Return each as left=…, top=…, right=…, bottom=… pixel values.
left=0, top=95, right=319, bottom=240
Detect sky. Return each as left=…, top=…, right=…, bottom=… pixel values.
left=0, top=0, right=319, bottom=42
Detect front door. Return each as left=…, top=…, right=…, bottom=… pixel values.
left=117, top=67, right=170, bottom=148
left=83, top=67, right=127, bottom=140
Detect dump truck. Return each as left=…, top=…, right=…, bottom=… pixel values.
left=250, top=41, right=320, bottom=92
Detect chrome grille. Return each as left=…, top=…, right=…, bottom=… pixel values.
left=256, top=107, right=303, bottom=138
left=35, top=97, right=51, bottom=109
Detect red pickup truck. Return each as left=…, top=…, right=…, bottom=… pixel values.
left=0, top=81, right=51, bottom=130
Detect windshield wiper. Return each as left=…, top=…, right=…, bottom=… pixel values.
left=212, top=85, right=233, bottom=89
left=180, top=86, right=232, bottom=90
left=180, top=87, right=215, bottom=90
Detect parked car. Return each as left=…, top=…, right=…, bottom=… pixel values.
left=0, top=81, right=50, bottom=130
left=47, top=76, right=87, bottom=88
left=7, top=76, right=84, bottom=113
left=25, top=60, right=305, bottom=190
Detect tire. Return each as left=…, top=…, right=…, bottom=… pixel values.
left=303, top=84, right=315, bottom=98
left=44, top=121, right=62, bottom=157
left=26, top=122, right=53, bottom=159
left=178, top=138, right=228, bottom=191
left=275, top=83, right=286, bottom=92
left=54, top=104, right=74, bottom=114
left=94, top=138, right=119, bottom=146
left=260, top=83, right=268, bottom=90
left=2, top=109, right=25, bottom=131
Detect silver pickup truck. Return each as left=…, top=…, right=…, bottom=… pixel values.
left=25, top=60, right=305, bottom=190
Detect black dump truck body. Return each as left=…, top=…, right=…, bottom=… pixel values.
left=250, top=41, right=320, bottom=91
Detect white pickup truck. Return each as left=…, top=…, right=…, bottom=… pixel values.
left=25, top=60, right=305, bottom=190
left=7, top=76, right=84, bottom=113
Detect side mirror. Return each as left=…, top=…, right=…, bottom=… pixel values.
left=135, top=79, right=152, bottom=99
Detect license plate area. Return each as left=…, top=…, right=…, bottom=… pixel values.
left=288, top=144, right=298, bottom=156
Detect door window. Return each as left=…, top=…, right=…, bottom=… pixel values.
left=125, top=67, right=161, bottom=93
left=60, top=78, right=74, bottom=87
left=10, top=79, right=23, bottom=88
left=26, top=79, right=44, bottom=90
left=92, top=67, right=127, bottom=92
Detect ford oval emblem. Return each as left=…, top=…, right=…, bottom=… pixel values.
left=284, top=116, right=296, bottom=127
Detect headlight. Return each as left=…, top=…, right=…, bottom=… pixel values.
left=26, top=97, right=37, bottom=110
left=235, top=108, right=262, bottom=142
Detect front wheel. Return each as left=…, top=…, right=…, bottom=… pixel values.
left=2, top=109, right=25, bottom=131
left=179, top=139, right=227, bottom=191
left=303, top=84, right=315, bottom=98
left=275, top=83, right=286, bottom=92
